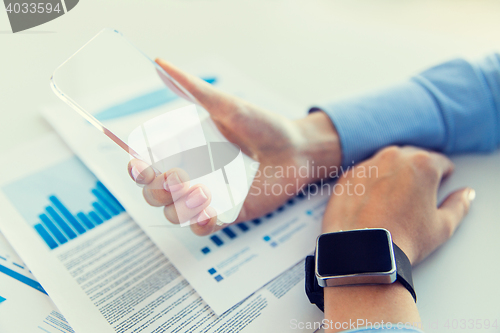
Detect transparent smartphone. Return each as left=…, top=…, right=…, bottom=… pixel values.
left=50, top=28, right=258, bottom=225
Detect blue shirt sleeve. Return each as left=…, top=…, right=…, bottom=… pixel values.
left=316, top=54, right=500, bottom=169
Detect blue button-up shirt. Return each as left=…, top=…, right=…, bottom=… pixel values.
left=319, top=54, right=500, bottom=169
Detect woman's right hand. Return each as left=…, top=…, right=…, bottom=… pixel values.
left=128, top=59, right=342, bottom=236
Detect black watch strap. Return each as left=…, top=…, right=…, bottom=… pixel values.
left=305, top=243, right=416, bottom=312
left=393, top=243, right=417, bottom=303
left=305, top=255, right=324, bottom=312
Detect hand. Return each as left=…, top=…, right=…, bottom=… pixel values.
left=128, top=59, right=341, bottom=236
left=321, top=146, right=475, bottom=332
left=321, top=145, right=474, bottom=264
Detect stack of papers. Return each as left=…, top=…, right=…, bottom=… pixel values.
left=0, top=61, right=324, bottom=333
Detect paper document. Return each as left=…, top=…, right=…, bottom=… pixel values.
left=0, top=232, right=75, bottom=333
left=43, top=59, right=329, bottom=314
left=0, top=134, right=323, bottom=333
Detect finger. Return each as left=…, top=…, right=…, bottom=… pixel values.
left=437, top=188, right=475, bottom=243
left=163, top=185, right=211, bottom=224
left=189, top=206, right=221, bottom=236
left=155, top=68, right=195, bottom=103
left=155, top=58, right=240, bottom=120
left=128, top=159, right=155, bottom=185
left=142, top=168, right=190, bottom=207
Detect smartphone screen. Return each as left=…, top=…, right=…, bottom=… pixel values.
left=51, top=29, right=258, bottom=224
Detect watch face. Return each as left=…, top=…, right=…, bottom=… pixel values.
left=316, top=229, right=394, bottom=277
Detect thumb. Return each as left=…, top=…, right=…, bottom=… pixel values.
left=155, top=58, right=240, bottom=120
left=437, top=187, right=475, bottom=242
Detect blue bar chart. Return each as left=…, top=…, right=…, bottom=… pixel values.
left=199, top=194, right=306, bottom=257
left=202, top=221, right=264, bottom=255
left=2, top=157, right=125, bottom=250
left=33, top=181, right=125, bottom=250
left=202, top=194, right=309, bottom=283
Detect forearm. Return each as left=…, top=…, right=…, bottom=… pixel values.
left=324, top=283, right=420, bottom=332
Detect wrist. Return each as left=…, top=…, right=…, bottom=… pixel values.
left=324, top=282, right=420, bottom=332
left=307, top=228, right=419, bottom=328
left=294, top=111, right=341, bottom=185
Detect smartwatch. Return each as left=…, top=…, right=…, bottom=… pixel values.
left=305, top=228, right=416, bottom=312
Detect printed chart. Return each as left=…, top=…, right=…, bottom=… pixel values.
left=2, top=157, right=124, bottom=250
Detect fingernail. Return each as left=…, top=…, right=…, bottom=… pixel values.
left=467, top=188, right=476, bottom=202
left=131, top=166, right=143, bottom=182
left=197, top=210, right=211, bottom=225
left=186, top=188, right=208, bottom=208
left=164, top=172, right=183, bottom=192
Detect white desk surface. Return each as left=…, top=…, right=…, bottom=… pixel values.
left=1, top=0, right=500, bottom=330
